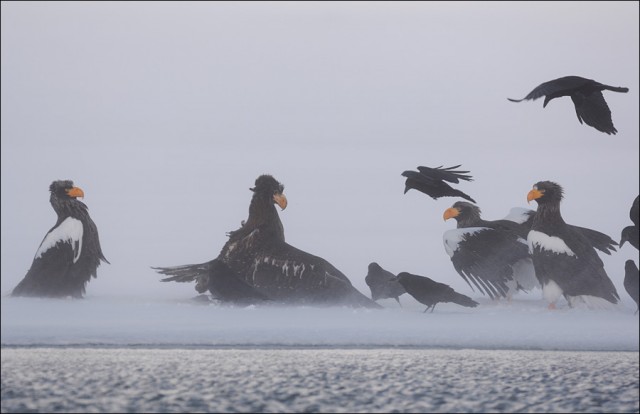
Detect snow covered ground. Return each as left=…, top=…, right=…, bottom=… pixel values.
left=2, top=293, right=637, bottom=352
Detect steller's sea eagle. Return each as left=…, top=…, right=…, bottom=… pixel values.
left=526, top=181, right=619, bottom=309
left=154, top=175, right=381, bottom=308
left=442, top=201, right=539, bottom=300
left=12, top=180, right=109, bottom=298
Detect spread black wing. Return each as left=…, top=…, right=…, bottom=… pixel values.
left=402, top=165, right=476, bottom=203
left=443, top=227, right=530, bottom=299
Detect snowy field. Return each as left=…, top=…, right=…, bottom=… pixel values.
left=3, top=294, right=639, bottom=413
left=2, top=294, right=638, bottom=351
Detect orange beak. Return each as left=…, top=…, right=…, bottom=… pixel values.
left=527, top=188, right=543, bottom=204
left=273, top=193, right=287, bottom=210
left=443, top=207, right=460, bottom=221
left=66, top=187, right=85, bottom=199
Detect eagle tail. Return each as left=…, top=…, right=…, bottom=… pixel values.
left=152, top=260, right=214, bottom=284
left=346, top=289, right=384, bottom=309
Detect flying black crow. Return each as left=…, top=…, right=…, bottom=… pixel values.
left=402, top=165, right=476, bottom=203
left=508, top=76, right=628, bottom=135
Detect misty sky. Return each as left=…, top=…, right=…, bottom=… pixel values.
left=1, top=2, right=638, bottom=308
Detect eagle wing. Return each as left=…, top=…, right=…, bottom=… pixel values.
left=223, top=229, right=378, bottom=307
left=443, top=227, right=530, bottom=299
left=12, top=218, right=83, bottom=297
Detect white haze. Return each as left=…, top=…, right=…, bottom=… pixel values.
left=1, top=2, right=638, bottom=350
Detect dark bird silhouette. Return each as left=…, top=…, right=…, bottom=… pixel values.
left=443, top=201, right=539, bottom=300
left=624, top=260, right=639, bottom=314
left=620, top=195, right=639, bottom=251
left=365, top=262, right=406, bottom=306
left=402, top=165, right=476, bottom=203
left=505, top=207, right=618, bottom=256
left=12, top=180, right=109, bottom=298
left=508, top=76, right=629, bottom=135
left=156, top=259, right=271, bottom=306
left=392, top=272, right=479, bottom=313
left=154, top=175, right=381, bottom=308
left=527, top=181, right=619, bottom=309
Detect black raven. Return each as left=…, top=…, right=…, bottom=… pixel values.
left=508, top=76, right=628, bottom=135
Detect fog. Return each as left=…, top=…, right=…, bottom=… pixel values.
left=1, top=2, right=639, bottom=342
left=1, top=296, right=638, bottom=351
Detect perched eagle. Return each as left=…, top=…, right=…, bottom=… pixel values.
left=526, top=181, right=619, bottom=309
left=442, top=201, right=539, bottom=300
left=12, top=180, right=109, bottom=298
left=154, top=175, right=381, bottom=308
left=364, top=262, right=406, bottom=306
left=624, top=260, right=639, bottom=314
left=620, top=195, right=639, bottom=251
left=392, top=272, right=479, bottom=313
left=402, top=165, right=476, bottom=203
left=508, top=75, right=629, bottom=135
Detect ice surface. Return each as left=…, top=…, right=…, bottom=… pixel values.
left=2, top=348, right=638, bottom=413
left=1, top=293, right=638, bottom=352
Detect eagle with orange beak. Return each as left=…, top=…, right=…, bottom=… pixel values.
left=155, top=174, right=380, bottom=308
left=526, top=181, right=619, bottom=309
left=12, top=180, right=109, bottom=298
left=442, top=201, right=538, bottom=300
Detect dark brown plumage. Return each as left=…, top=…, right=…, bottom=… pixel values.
left=154, top=175, right=380, bottom=308
left=12, top=180, right=109, bottom=298
left=508, top=76, right=628, bottom=135
left=402, top=165, right=476, bottom=203
left=527, top=181, right=619, bottom=309
left=392, top=272, right=479, bottom=313
left=156, top=259, right=271, bottom=305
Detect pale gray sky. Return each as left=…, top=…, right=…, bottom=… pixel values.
left=2, top=2, right=638, bottom=305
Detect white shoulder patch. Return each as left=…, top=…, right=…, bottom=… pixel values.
left=443, top=227, right=488, bottom=257
left=503, top=207, right=534, bottom=224
left=35, top=217, right=84, bottom=263
left=528, top=230, right=575, bottom=257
